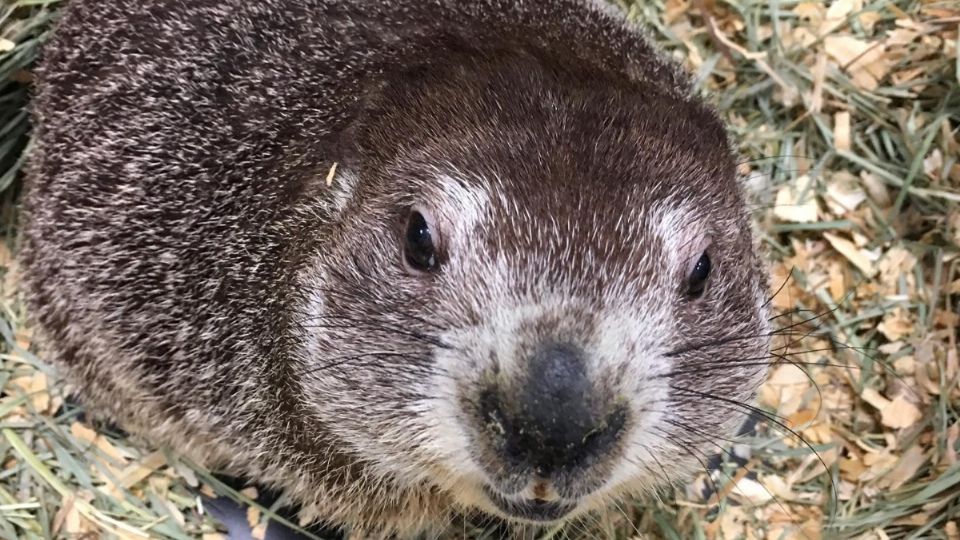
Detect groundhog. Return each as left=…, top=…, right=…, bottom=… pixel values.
left=20, top=0, right=770, bottom=537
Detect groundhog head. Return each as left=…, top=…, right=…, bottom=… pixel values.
left=293, top=53, right=770, bottom=524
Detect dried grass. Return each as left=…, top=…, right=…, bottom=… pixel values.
left=0, top=0, right=957, bottom=538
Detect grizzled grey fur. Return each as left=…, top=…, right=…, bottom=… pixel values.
left=21, top=0, right=771, bottom=537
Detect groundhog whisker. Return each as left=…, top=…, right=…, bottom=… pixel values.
left=664, top=386, right=791, bottom=427
left=668, top=385, right=839, bottom=513
left=662, top=419, right=813, bottom=537
left=768, top=307, right=820, bottom=322
left=618, top=452, right=665, bottom=496
left=663, top=418, right=753, bottom=469
left=297, top=351, right=432, bottom=376
left=287, top=306, right=456, bottom=344
left=301, top=317, right=455, bottom=349
left=637, top=442, right=675, bottom=491
left=664, top=324, right=816, bottom=357
left=664, top=359, right=849, bottom=379
left=771, top=274, right=870, bottom=328
left=771, top=338, right=877, bottom=355
left=772, top=310, right=836, bottom=336
left=664, top=343, right=875, bottom=374
left=665, top=329, right=804, bottom=357
left=661, top=343, right=888, bottom=402
left=648, top=425, right=723, bottom=508
left=736, top=154, right=817, bottom=167
left=762, top=267, right=796, bottom=310
left=295, top=322, right=452, bottom=350
left=289, top=290, right=455, bottom=331
left=668, top=309, right=850, bottom=358
left=764, top=309, right=921, bottom=403
left=289, top=310, right=445, bottom=333
left=664, top=417, right=745, bottom=448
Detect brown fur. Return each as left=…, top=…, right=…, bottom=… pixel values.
left=20, top=1, right=770, bottom=537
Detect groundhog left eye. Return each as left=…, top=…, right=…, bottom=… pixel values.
left=403, top=209, right=440, bottom=274
left=686, top=251, right=711, bottom=298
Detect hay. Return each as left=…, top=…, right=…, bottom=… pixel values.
left=0, top=0, right=957, bottom=538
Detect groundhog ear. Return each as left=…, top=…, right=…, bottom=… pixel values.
left=331, top=79, right=391, bottom=168
left=332, top=119, right=364, bottom=169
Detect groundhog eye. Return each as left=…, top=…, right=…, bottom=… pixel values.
left=686, top=251, right=711, bottom=298
left=403, top=209, right=439, bottom=274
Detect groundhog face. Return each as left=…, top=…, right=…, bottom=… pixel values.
left=293, top=57, right=771, bottom=525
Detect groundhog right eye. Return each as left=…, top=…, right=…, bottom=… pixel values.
left=686, top=251, right=711, bottom=298
left=403, top=210, right=439, bottom=274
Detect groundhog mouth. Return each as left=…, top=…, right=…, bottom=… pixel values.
left=482, top=485, right=576, bottom=522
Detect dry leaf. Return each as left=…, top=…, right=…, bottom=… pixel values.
left=860, top=171, right=892, bottom=207
left=824, top=35, right=887, bottom=89
left=839, top=455, right=867, bottom=478
left=70, top=422, right=131, bottom=464
left=946, top=521, right=959, bottom=540
left=793, top=2, right=825, bottom=23
left=881, top=446, right=926, bottom=489
left=861, top=387, right=891, bottom=411
left=945, top=423, right=959, bottom=465
left=877, top=308, right=914, bottom=342
left=882, top=395, right=923, bottom=429
left=7, top=372, right=50, bottom=414
left=247, top=505, right=262, bottom=529
left=824, top=35, right=869, bottom=64
left=731, top=477, right=774, bottom=504
left=117, top=451, right=167, bottom=489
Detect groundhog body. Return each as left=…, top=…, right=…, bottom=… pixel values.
left=21, top=0, right=770, bottom=536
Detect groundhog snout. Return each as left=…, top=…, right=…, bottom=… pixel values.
left=478, top=342, right=627, bottom=480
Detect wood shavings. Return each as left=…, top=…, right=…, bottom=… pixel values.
left=821, top=0, right=863, bottom=35
left=774, top=175, right=820, bottom=223
left=823, top=232, right=878, bottom=276
left=825, top=171, right=866, bottom=214
left=833, top=111, right=851, bottom=151
left=114, top=451, right=167, bottom=491
left=823, top=35, right=888, bottom=90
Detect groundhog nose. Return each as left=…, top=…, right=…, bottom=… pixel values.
left=481, top=343, right=627, bottom=477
